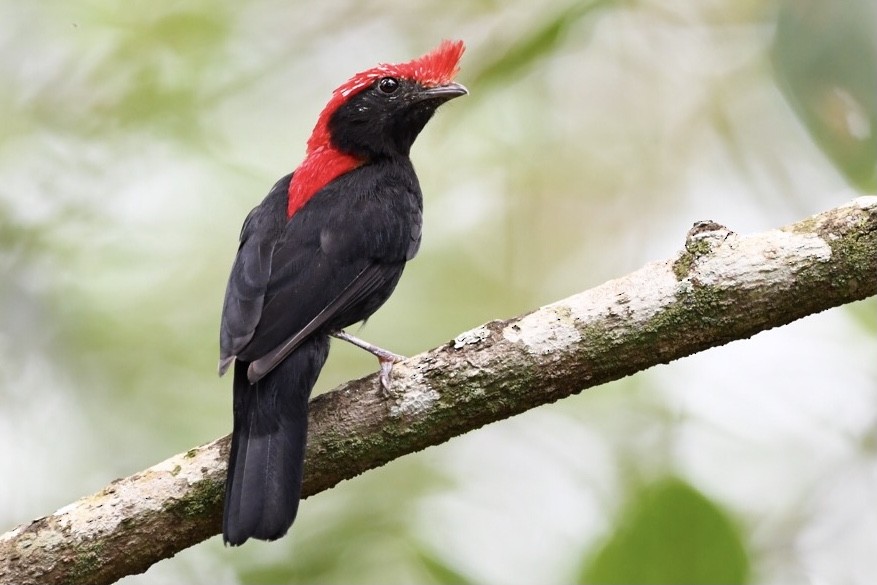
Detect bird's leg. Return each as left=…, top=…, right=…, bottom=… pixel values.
left=331, top=330, right=405, bottom=394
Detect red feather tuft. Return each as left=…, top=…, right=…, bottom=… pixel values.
left=287, top=40, right=466, bottom=219
left=286, top=147, right=361, bottom=220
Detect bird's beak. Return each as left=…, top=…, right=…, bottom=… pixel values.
left=418, top=82, right=469, bottom=101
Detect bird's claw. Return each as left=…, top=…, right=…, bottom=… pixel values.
left=378, top=352, right=405, bottom=398
left=330, top=330, right=405, bottom=398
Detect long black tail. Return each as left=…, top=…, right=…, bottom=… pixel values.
left=222, top=335, right=329, bottom=546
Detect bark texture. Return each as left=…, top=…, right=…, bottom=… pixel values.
left=1, top=196, right=875, bottom=585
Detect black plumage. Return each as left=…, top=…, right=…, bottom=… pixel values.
left=219, top=67, right=466, bottom=545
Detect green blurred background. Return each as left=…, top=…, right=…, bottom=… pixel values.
left=1, top=0, right=875, bottom=583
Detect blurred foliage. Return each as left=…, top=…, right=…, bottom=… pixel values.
left=86, top=6, right=230, bottom=139
left=580, top=477, right=750, bottom=584
left=472, top=0, right=613, bottom=89
left=846, top=297, right=877, bottom=336
left=772, top=0, right=877, bottom=191
left=1, top=0, right=876, bottom=584
left=413, top=547, right=473, bottom=585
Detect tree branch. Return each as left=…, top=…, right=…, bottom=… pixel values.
left=2, top=197, right=875, bottom=585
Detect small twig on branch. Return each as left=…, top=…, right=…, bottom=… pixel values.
left=1, top=196, right=875, bottom=585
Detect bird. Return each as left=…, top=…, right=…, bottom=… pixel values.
left=218, top=40, right=467, bottom=546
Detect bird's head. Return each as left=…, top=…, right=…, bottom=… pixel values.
left=286, top=41, right=466, bottom=219
left=309, top=39, right=467, bottom=159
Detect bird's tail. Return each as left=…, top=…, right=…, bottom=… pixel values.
left=222, top=335, right=329, bottom=546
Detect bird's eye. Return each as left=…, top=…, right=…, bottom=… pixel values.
left=378, top=77, right=399, bottom=94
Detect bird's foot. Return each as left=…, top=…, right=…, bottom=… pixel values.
left=331, top=330, right=405, bottom=397
left=377, top=352, right=405, bottom=397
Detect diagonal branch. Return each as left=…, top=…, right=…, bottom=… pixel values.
left=2, top=197, right=875, bottom=585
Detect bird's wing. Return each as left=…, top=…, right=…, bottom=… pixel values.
left=220, top=171, right=415, bottom=380
left=218, top=178, right=289, bottom=375
left=246, top=261, right=399, bottom=383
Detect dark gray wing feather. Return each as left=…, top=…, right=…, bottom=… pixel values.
left=219, top=167, right=419, bottom=380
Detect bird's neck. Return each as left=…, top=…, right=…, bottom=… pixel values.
left=287, top=145, right=362, bottom=219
